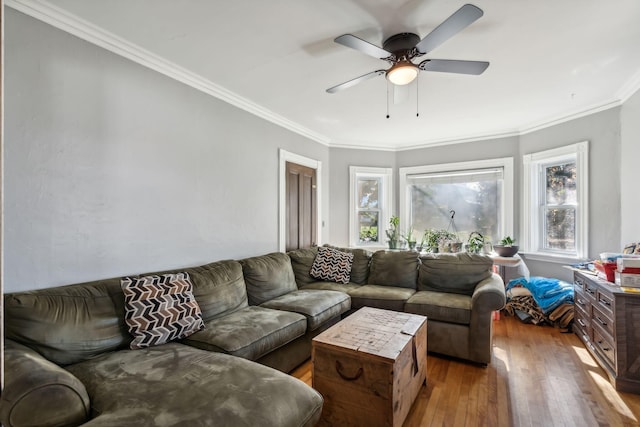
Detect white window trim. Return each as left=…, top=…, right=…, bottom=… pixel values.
left=278, top=149, right=322, bottom=252
left=349, top=166, right=393, bottom=248
left=399, top=157, right=514, bottom=241
left=522, top=141, right=589, bottom=261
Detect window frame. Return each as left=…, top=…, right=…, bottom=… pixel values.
left=399, top=157, right=514, bottom=244
left=349, top=166, right=393, bottom=248
left=522, top=141, right=589, bottom=261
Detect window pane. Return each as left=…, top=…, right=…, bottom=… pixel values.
left=358, top=211, right=379, bottom=243
left=545, top=208, right=575, bottom=250
left=409, top=179, right=500, bottom=243
left=358, top=178, right=379, bottom=209
left=546, top=162, right=576, bottom=205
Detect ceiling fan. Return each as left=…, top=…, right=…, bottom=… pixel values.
left=326, top=3, right=489, bottom=94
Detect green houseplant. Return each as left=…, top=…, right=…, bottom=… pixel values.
left=494, top=236, right=518, bottom=257
left=402, top=227, right=417, bottom=250
left=386, top=216, right=400, bottom=249
left=466, top=231, right=488, bottom=254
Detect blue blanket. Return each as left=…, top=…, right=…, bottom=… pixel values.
left=506, top=276, right=574, bottom=314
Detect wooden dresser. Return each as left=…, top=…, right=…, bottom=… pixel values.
left=573, top=270, right=640, bottom=393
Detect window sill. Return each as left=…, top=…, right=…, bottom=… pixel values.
left=519, top=252, right=587, bottom=264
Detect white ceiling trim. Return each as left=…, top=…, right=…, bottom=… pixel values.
left=6, top=0, right=331, bottom=146
left=7, top=0, right=639, bottom=152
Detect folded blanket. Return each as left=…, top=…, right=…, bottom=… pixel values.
left=506, top=276, right=574, bottom=314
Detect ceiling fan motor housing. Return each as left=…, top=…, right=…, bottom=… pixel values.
left=382, top=33, right=421, bottom=60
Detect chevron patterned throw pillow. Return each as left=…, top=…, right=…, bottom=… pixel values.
left=121, top=272, right=205, bottom=349
left=310, top=246, right=354, bottom=284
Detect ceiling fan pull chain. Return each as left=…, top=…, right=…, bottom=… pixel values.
left=416, top=78, right=419, bottom=118
left=386, top=81, right=390, bottom=119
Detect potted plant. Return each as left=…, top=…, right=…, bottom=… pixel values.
left=403, top=227, right=417, bottom=250
left=494, top=236, right=518, bottom=257
left=421, top=229, right=440, bottom=253
left=385, top=216, right=400, bottom=249
left=438, top=230, right=461, bottom=253
left=466, top=231, right=488, bottom=254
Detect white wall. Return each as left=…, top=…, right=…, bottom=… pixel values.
left=3, top=9, right=329, bottom=292
left=621, top=87, right=640, bottom=246
left=517, top=108, right=621, bottom=282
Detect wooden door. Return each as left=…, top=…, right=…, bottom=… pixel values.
left=286, top=162, right=317, bottom=251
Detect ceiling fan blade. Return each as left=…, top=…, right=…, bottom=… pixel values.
left=415, top=4, right=483, bottom=54
left=419, top=59, right=489, bottom=75
left=335, top=34, right=393, bottom=60
left=326, top=70, right=386, bottom=93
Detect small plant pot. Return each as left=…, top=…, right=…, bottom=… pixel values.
left=494, top=245, right=519, bottom=257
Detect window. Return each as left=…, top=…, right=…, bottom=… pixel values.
left=349, top=167, right=392, bottom=247
left=522, top=141, right=588, bottom=260
left=399, top=158, right=513, bottom=245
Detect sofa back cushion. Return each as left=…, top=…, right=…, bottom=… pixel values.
left=3, top=259, right=248, bottom=365
left=240, top=252, right=298, bottom=305
left=180, top=260, right=248, bottom=321
left=367, top=250, right=419, bottom=289
left=418, top=253, right=493, bottom=295
left=323, top=245, right=371, bottom=284
left=4, top=279, right=130, bottom=366
left=288, top=247, right=320, bottom=288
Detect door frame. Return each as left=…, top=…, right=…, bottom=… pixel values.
left=279, top=149, right=322, bottom=252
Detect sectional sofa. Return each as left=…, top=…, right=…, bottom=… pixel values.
left=1, top=247, right=505, bottom=427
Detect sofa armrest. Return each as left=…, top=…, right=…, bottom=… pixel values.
left=471, top=273, right=506, bottom=313
left=0, top=340, right=90, bottom=427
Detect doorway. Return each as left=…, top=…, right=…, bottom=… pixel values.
left=278, top=150, right=322, bottom=252
left=286, top=162, right=317, bottom=251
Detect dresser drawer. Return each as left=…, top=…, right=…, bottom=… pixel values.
left=582, top=280, right=598, bottom=301
left=592, top=304, right=614, bottom=339
left=596, top=289, right=614, bottom=316
left=593, top=327, right=616, bottom=369
left=573, top=308, right=592, bottom=343
left=574, top=286, right=592, bottom=316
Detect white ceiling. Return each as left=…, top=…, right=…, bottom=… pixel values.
left=11, top=0, right=640, bottom=150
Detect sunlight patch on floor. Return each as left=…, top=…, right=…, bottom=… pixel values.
left=493, top=346, right=510, bottom=372
left=571, top=344, right=598, bottom=368
left=589, top=370, right=638, bottom=422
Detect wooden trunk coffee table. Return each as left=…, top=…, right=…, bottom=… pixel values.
left=312, top=307, right=427, bottom=427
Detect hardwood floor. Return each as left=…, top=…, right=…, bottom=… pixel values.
left=291, top=315, right=640, bottom=426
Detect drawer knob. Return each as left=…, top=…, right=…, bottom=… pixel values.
left=335, top=360, right=363, bottom=381
left=597, top=340, right=610, bottom=352
left=577, top=319, right=586, bottom=328
left=595, top=316, right=607, bottom=327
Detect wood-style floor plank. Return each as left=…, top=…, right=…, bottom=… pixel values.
left=291, top=315, right=640, bottom=426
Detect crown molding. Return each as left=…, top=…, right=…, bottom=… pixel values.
left=519, top=99, right=621, bottom=136
left=6, top=0, right=331, bottom=146
left=617, top=69, right=640, bottom=104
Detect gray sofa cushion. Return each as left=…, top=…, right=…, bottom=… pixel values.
left=323, top=245, right=372, bottom=284
left=418, top=253, right=493, bottom=295
left=260, top=289, right=351, bottom=331
left=240, top=253, right=298, bottom=305
left=368, top=250, right=419, bottom=289
left=348, top=285, right=416, bottom=311
left=1, top=340, right=90, bottom=427
left=4, top=281, right=130, bottom=366
left=289, top=246, right=372, bottom=287
left=182, top=306, right=306, bottom=361
left=405, top=291, right=472, bottom=325
left=300, top=281, right=362, bottom=293
left=181, top=260, right=248, bottom=321
left=66, top=343, right=323, bottom=427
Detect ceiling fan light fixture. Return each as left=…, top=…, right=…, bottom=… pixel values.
left=386, top=61, right=418, bottom=86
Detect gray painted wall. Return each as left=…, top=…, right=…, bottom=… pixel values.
left=621, top=88, right=640, bottom=246
left=519, top=107, right=621, bottom=282
left=4, top=10, right=329, bottom=292
left=4, top=9, right=637, bottom=292
left=327, top=148, right=395, bottom=246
